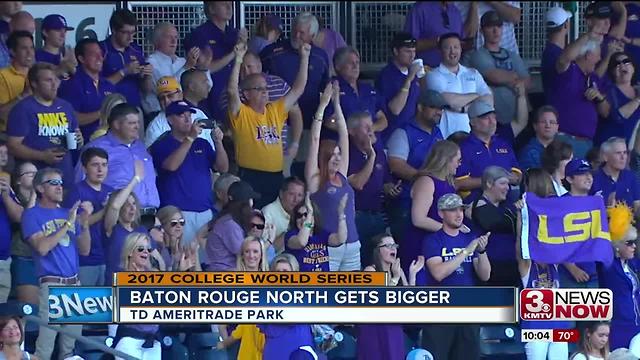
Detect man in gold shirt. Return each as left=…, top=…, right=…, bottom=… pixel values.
left=227, top=40, right=309, bottom=208
left=0, top=30, right=33, bottom=131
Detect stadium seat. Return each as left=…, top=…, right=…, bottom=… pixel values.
left=162, top=336, right=189, bottom=360
left=326, top=326, right=357, bottom=360
left=479, top=325, right=525, bottom=360
left=76, top=335, right=108, bottom=360
left=186, top=332, right=228, bottom=360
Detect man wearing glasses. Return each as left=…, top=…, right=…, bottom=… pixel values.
left=22, top=167, right=93, bottom=360
left=227, top=40, right=310, bottom=208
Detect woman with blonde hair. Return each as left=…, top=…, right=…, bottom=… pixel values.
left=0, top=316, right=37, bottom=360
left=155, top=205, right=200, bottom=271
left=236, top=236, right=268, bottom=271
left=90, top=93, right=127, bottom=141
left=402, top=140, right=465, bottom=278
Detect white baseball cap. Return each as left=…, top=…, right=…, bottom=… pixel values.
left=546, top=7, right=572, bottom=28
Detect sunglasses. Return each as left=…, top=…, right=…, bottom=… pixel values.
left=19, top=171, right=36, bottom=177
left=170, top=219, right=185, bottom=227
left=43, top=179, right=63, bottom=186
left=296, top=212, right=308, bottom=219
left=617, top=58, right=632, bottom=66
left=378, top=243, right=399, bottom=250
left=136, top=246, right=152, bottom=253
left=252, top=223, right=265, bottom=230
left=625, top=240, right=637, bottom=247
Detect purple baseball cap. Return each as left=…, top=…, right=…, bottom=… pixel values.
left=42, top=14, right=74, bottom=31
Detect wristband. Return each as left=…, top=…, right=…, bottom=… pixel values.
left=303, top=222, right=313, bottom=229
left=478, top=249, right=487, bottom=254
left=65, top=220, right=73, bottom=229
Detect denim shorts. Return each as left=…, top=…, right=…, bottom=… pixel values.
left=11, top=255, right=38, bottom=286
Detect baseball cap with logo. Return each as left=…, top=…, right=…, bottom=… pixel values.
left=481, top=11, right=503, bottom=28
left=42, top=14, right=74, bottom=31
left=565, top=158, right=593, bottom=177
left=585, top=2, right=613, bottom=19
left=467, top=100, right=496, bottom=119
left=546, top=7, right=573, bottom=28
left=165, top=101, right=196, bottom=117
left=437, top=193, right=468, bottom=211
left=156, top=76, right=181, bottom=95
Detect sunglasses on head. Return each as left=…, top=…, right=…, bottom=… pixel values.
left=378, top=243, right=399, bottom=250
left=625, top=240, right=637, bottom=247
left=252, top=223, right=265, bottom=230
left=296, top=212, right=308, bottom=219
left=43, top=179, right=63, bottom=186
left=136, top=246, right=152, bottom=253
left=170, top=219, right=185, bottom=227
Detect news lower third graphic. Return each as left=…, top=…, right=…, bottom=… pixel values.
left=48, top=287, right=114, bottom=324
left=520, top=288, right=613, bottom=321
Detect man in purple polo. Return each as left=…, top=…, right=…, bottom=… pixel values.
left=404, top=1, right=464, bottom=67
left=100, top=9, right=153, bottom=109
left=188, top=1, right=246, bottom=121
left=375, top=32, right=422, bottom=142
left=346, top=111, right=397, bottom=267
left=455, top=100, right=521, bottom=203
left=35, top=14, right=76, bottom=79
left=59, top=38, right=115, bottom=142
left=76, top=103, right=159, bottom=210
left=63, top=147, right=113, bottom=286
left=23, top=167, right=92, bottom=360
left=150, top=100, right=228, bottom=247
left=6, top=62, right=82, bottom=186
left=552, top=30, right=609, bottom=158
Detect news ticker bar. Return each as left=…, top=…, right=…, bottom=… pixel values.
left=521, top=329, right=581, bottom=343
left=113, top=271, right=387, bottom=286
left=48, top=286, right=517, bottom=324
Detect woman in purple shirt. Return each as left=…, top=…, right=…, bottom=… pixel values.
left=113, top=232, right=161, bottom=359
left=307, top=81, right=360, bottom=271
left=103, top=160, right=148, bottom=285
left=285, top=192, right=347, bottom=272
left=155, top=205, right=201, bottom=271
left=358, top=233, right=424, bottom=360
left=403, top=140, right=467, bottom=280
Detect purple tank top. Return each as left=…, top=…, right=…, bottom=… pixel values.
left=311, top=172, right=359, bottom=243
left=401, top=175, right=455, bottom=273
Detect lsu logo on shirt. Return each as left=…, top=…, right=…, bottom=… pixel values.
left=255, top=125, right=280, bottom=145
left=42, top=218, right=75, bottom=247
left=37, top=112, right=69, bottom=137
left=441, top=247, right=473, bottom=262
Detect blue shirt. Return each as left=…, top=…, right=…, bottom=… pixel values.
left=63, top=181, right=114, bottom=266
left=423, top=229, right=478, bottom=286
left=99, top=36, right=146, bottom=107
left=590, top=167, right=640, bottom=208
left=598, top=85, right=640, bottom=145
left=150, top=134, right=216, bottom=212
left=347, top=140, right=391, bottom=212
left=375, top=62, right=421, bottom=142
left=58, top=66, right=116, bottom=141
left=598, top=257, right=640, bottom=327
left=0, top=192, right=17, bottom=260
left=188, top=21, right=238, bottom=121
left=261, top=38, right=330, bottom=129
left=541, top=42, right=562, bottom=105
left=284, top=229, right=330, bottom=272
left=626, top=3, right=640, bottom=73
left=518, top=137, right=546, bottom=171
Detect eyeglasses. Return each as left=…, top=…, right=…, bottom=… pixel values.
left=616, top=58, right=632, bottom=66
left=43, top=179, right=63, bottom=186
left=625, top=240, right=637, bottom=247
left=136, top=246, right=152, bottom=253
left=252, top=223, right=265, bottom=230
left=296, top=212, right=308, bottom=219
left=243, top=86, right=268, bottom=93
left=151, top=224, right=163, bottom=231
left=377, top=243, right=399, bottom=250
left=536, top=120, right=559, bottom=126
left=19, top=171, right=36, bottom=177
left=169, top=219, right=185, bottom=227
left=441, top=10, right=450, bottom=28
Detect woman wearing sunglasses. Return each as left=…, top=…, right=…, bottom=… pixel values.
left=358, top=233, right=424, bottom=360
left=248, top=210, right=276, bottom=263
left=104, top=160, right=148, bottom=284
left=598, top=203, right=640, bottom=351
left=113, top=232, right=161, bottom=360
left=284, top=192, right=347, bottom=272
left=601, top=52, right=640, bottom=145
left=155, top=205, right=200, bottom=271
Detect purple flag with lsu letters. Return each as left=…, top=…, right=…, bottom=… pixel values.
left=520, top=192, right=613, bottom=265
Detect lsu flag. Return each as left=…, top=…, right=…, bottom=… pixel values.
left=520, top=193, right=613, bottom=265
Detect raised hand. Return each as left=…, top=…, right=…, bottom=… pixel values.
left=68, top=200, right=81, bottom=225
left=331, top=80, right=341, bottom=104
left=391, top=257, right=402, bottom=278
left=238, top=28, right=249, bottom=44
left=185, top=47, right=201, bottom=68
left=300, top=43, right=311, bottom=59
left=234, top=42, right=247, bottom=60
left=409, top=255, right=425, bottom=275
left=78, top=201, right=94, bottom=223
left=319, top=82, right=333, bottom=108
left=124, top=59, right=141, bottom=76
left=408, top=61, right=421, bottom=80
left=189, top=121, right=204, bottom=138
left=477, top=232, right=490, bottom=253
left=464, top=238, right=479, bottom=255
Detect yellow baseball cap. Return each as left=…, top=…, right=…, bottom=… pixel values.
left=156, top=76, right=181, bottom=94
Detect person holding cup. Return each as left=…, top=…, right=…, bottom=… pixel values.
left=6, top=62, right=82, bottom=188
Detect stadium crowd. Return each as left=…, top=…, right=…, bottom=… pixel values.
left=2, top=0, right=640, bottom=359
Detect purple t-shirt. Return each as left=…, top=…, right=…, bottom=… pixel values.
left=21, top=204, right=81, bottom=277
left=150, top=134, right=215, bottom=212
left=311, top=172, right=359, bottom=243
left=347, top=140, right=391, bottom=212
left=99, top=37, right=146, bottom=107
left=35, top=49, right=62, bottom=66
left=404, top=2, right=464, bottom=67
left=375, top=62, right=421, bottom=142
left=63, top=181, right=114, bottom=266
left=423, top=229, right=478, bottom=286
left=541, top=42, right=562, bottom=105
left=258, top=325, right=314, bottom=360
left=550, top=62, right=602, bottom=139
left=206, top=214, right=244, bottom=271
left=7, top=96, right=78, bottom=184
left=284, top=229, right=330, bottom=272
left=105, top=223, right=147, bottom=285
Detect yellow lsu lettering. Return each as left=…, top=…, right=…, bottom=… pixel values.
left=537, top=210, right=610, bottom=244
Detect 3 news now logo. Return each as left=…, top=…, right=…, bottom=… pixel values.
left=520, top=289, right=613, bottom=321
left=48, top=287, right=114, bottom=324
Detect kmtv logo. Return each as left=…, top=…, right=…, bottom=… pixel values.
left=520, top=289, right=612, bottom=321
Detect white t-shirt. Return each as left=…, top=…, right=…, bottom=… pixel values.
left=144, top=109, right=215, bottom=150
left=425, top=63, right=492, bottom=138
left=571, top=354, right=604, bottom=360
